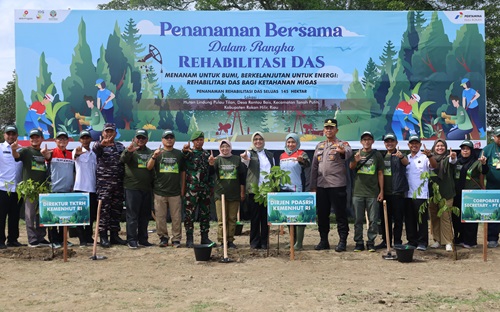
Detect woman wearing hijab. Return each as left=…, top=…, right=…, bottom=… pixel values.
left=452, top=140, right=488, bottom=248
left=211, top=140, right=246, bottom=249
left=241, top=132, right=275, bottom=249
left=279, top=133, right=310, bottom=250
left=429, top=139, right=457, bottom=252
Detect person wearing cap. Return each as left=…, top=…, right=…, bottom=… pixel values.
left=442, top=95, right=473, bottom=140
left=0, top=125, right=24, bottom=248
left=241, top=131, right=275, bottom=249
left=41, top=130, right=75, bottom=248
left=92, top=123, right=126, bottom=248
left=74, top=95, right=105, bottom=141
left=405, top=135, right=437, bottom=251
left=182, top=131, right=215, bottom=247
left=211, top=140, right=246, bottom=249
left=279, top=133, right=310, bottom=250
left=147, top=130, right=185, bottom=248
left=460, top=78, right=485, bottom=138
left=24, top=94, right=54, bottom=137
left=120, top=129, right=154, bottom=249
left=73, top=130, right=98, bottom=246
left=12, top=128, right=50, bottom=247
left=310, top=119, right=352, bottom=252
left=349, top=131, right=384, bottom=252
left=95, top=79, right=116, bottom=123
left=453, top=140, right=488, bottom=248
left=428, top=139, right=457, bottom=252
left=376, top=132, right=409, bottom=250
left=481, top=126, right=500, bottom=248
left=391, top=94, right=420, bottom=141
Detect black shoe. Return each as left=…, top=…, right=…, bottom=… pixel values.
left=354, top=244, right=365, bottom=252
left=39, top=239, right=51, bottom=246
left=128, top=241, right=138, bottom=249
left=335, top=241, right=347, bottom=252
left=100, top=232, right=110, bottom=248
left=374, top=242, right=387, bottom=250
left=110, top=232, right=127, bottom=245
left=367, top=244, right=376, bottom=252
left=250, top=245, right=261, bottom=249
left=314, top=240, right=330, bottom=250
left=228, top=242, right=237, bottom=249
left=7, top=241, right=26, bottom=247
left=172, top=241, right=181, bottom=248
left=186, top=234, right=194, bottom=248
left=0, top=244, right=6, bottom=249
left=159, top=238, right=169, bottom=247
left=139, top=241, right=153, bottom=247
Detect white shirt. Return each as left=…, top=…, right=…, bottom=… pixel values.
left=0, top=141, right=22, bottom=192
left=73, top=148, right=97, bottom=193
left=256, top=149, right=272, bottom=186
left=406, top=151, right=432, bottom=199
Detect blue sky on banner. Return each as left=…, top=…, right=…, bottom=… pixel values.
left=0, top=0, right=105, bottom=88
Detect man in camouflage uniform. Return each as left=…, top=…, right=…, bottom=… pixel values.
left=92, top=123, right=126, bottom=248
left=182, top=131, right=214, bottom=247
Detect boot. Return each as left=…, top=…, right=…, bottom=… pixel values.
left=293, top=226, right=305, bottom=250
left=314, top=232, right=330, bottom=250
left=186, top=232, right=194, bottom=248
left=201, top=232, right=216, bottom=246
left=110, top=231, right=127, bottom=245
left=100, top=231, right=110, bottom=248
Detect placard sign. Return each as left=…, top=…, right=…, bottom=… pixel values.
left=461, top=190, right=500, bottom=223
left=267, top=192, right=316, bottom=225
left=39, top=193, right=90, bottom=227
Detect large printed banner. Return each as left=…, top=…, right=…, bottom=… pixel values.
left=15, top=10, right=485, bottom=149
left=461, top=190, right=500, bottom=223
left=267, top=192, right=316, bottom=225
left=39, top=193, right=90, bottom=227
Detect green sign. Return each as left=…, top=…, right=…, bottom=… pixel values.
left=267, top=192, right=316, bottom=225
left=461, top=190, right=500, bottom=223
left=39, top=193, right=90, bottom=227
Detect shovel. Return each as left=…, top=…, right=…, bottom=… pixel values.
left=90, top=200, right=107, bottom=260
left=381, top=200, right=397, bottom=260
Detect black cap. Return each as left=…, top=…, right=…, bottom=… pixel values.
left=4, top=125, right=18, bottom=134
left=324, top=119, right=337, bottom=127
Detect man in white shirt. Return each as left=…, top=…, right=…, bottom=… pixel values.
left=73, top=130, right=98, bottom=246
left=405, top=135, right=437, bottom=251
left=0, top=125, right=24, bottom=248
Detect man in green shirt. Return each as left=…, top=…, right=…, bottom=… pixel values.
left=147, top=130, right=185, bottom=248
left=75, top=95, right=105, bottom=141
left=120, top=129, right=154, bottom=249
left=443, top=95, right=473, bottom=140
left=12, top=129, right=50, bottom=247
left=349, top=131, right=384, bottom=252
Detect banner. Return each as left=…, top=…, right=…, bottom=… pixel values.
left=39, top=193, right=90, bottom=227
left=15, top=10, right=485, bottom=149
left=461, top=190, right=500, bottom=223
left=267, top=192, right=316, bottom=225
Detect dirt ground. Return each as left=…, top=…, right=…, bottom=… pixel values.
left=1, top=222, right=500, bottom=312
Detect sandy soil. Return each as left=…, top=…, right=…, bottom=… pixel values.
left=1, top=222, right=500, bottom=312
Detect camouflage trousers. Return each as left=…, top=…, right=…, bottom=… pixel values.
left=184, top=188, right=211, bottom=234
left=97, top=187, right=123, bottom=233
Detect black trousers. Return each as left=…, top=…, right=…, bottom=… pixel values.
left=316, top=187, right=349, bottom=242
left=404, top=198, right=428, bottom=247
left=249, top=194, right=269, bottom=248
left=453, top=194, right=478, bottom=246
left=0, top=190, right=22, bottom=244
left=380, top=194, right=405, bottom=245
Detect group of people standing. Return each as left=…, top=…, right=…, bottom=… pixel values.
left=311, top=118, right=497, bottom=253
left=1, top=120, right=500, bottom=252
